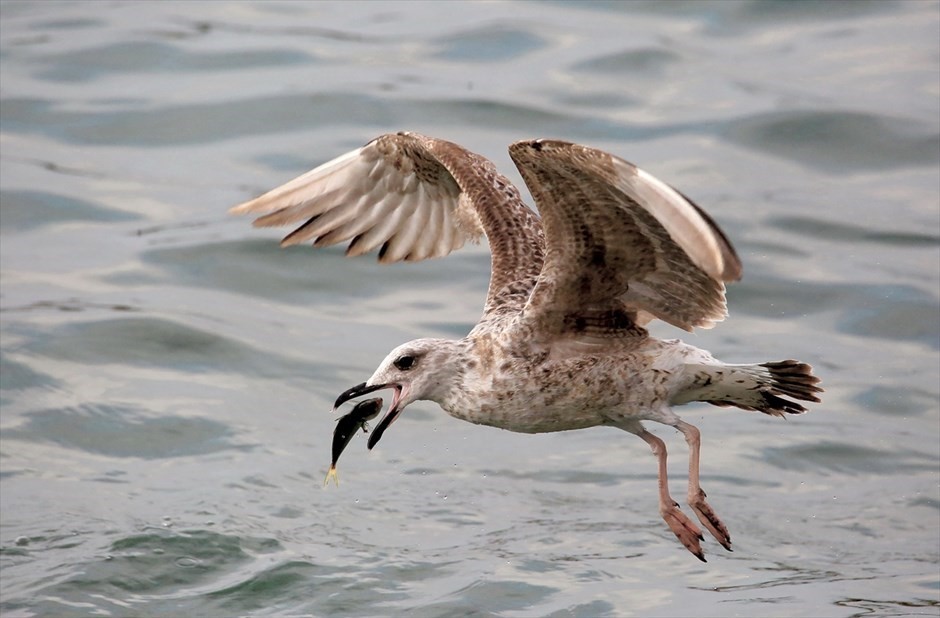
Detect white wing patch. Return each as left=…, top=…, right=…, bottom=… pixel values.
left=624, top=166, right=727, bottom=282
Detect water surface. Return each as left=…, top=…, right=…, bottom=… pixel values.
left=1, top=1, right=938, bottom=616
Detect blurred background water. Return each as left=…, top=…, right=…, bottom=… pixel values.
left=1, top=1, right=938, bottom=616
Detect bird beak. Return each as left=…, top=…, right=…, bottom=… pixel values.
left=333, top=381, right=390, bottom=409
left=332, top=381, right=407, bottom=450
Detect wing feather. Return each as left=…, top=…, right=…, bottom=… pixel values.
left=381, top=187, right=429, bottom=262
left=231, top=132, right=545, bottom=314
left=509, top=139, right=742, bottom=336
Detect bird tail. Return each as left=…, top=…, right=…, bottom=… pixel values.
left=677, top=360, right=823, bottom=417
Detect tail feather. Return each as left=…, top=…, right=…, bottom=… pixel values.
left=761, top=360, right=823, bottom=406
left=677, top=359, right=823, bottom=417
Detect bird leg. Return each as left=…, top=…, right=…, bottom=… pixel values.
left=636, top=429, right=706, bottom=561
left=674, top=420, right=732, bottom=551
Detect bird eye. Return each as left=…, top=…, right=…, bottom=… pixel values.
left=393, top=355, right=416, bottom=371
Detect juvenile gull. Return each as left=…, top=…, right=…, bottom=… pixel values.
left=231, top=132, right=822, bottom=561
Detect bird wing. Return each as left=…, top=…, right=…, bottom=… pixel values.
left=508, top=139, right=742, bottom=338
left=230, top=132, right=544, bottom=314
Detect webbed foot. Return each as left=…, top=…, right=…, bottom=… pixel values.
left=689, top=488, right=732, bottom=551
left=661, top=501, right=706, bottom=562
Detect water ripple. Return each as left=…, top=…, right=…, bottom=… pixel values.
left=0, top=189, right=142, bottom=232
left=573, top=47, right=680, bottom=74
left=760, top=441, right=939, bottom=476
left=18, top=315, right=323, bottom=378
left=766, top=215, right=940, bottom=248
left=33, top=41, right=315, bottom=83
left=723, top=110, right=940, bottom=172
left=3, top=403, right=252, bottom=459
left=432, top=26, right=547, bottom=63
left=0, top=93, right=701, bottom=148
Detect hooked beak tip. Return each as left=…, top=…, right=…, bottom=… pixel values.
left=332, top=381, right=391, bottom=410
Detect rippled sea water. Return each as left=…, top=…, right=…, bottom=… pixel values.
left=1, top=2, right=938, bottom=617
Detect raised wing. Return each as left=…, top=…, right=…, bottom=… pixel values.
left=508, top=139, right=742, bottom=336
left=230, top=132, right=544, bottom=314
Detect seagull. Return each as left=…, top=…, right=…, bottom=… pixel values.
left=230, top=132, right=822, bottom=561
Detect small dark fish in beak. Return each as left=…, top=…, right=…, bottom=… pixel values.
left=333, top=381, right=404, bottom=452
left=324, top=397, right=383, bottom=486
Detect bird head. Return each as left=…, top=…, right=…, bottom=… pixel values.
left=332, top=338, right=461, bottom=449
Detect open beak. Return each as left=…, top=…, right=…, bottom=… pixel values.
left=332, top=381, right=407, bottom=450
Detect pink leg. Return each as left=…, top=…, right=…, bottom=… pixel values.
left=675, top=420, right=732, bottom=551
left=636, top=428, right=707, bottom=562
